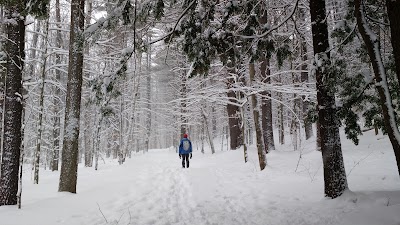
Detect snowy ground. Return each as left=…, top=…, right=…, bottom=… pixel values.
left=1, top=130, right=400, bottom=225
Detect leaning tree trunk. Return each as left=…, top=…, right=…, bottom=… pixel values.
left=310, top=0, right=348, bottom=198
left=356, top=0, right=400, bottom=176
left=58, top=0, right=85, bottom=193
left=386, top=0, right=400, bottom=86
left=0, top=4, right=26, bottom=206
left=249, top=63, right=267, bottom=170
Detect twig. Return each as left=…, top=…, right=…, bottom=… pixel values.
left=97, top=203, right=108, bottom=223
left=295, top=153, right=302, bottom=172
left=347, top=150, right=374, bottom=177
left=128, top=208, right=132, bottom=225
left=116, top=211, right=125, bottom=225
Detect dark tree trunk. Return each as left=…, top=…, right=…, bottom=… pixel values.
left=386, top=0, right=400, bottom=86
left=58, top=0, right=85, bottom=193
left=259, top=5, right=275, bottom=152
left=260, top=57, right=275, bottom=152
left=356, top=0, right=400, bottom=176
left=310, top=0, right=348, bottom=198
left=226, top=74, right=243, bottom=150
left=0, top=5, right=25, bottom=206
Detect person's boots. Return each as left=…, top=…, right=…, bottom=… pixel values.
left=187, top=160, right=189, bottom=168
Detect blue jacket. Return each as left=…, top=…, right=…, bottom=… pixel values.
left=179, top=138, right=192, bottom=154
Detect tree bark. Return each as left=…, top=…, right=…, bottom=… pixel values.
left=83, top=0, right=93, bottom=168
left=0, top=5, right=25, bottom=206
left=34, top=19, right=50, bottom=184
left=310, top=0, right=348, bottom=198
left=51, top=0, right=63, bottom=171
left=226, top=77, right=243, bottom=150
left=259, top=6, right=275, bottom=152
left=356, top=0, right=400, bottom=176
left=300, top=39, right=313, bottom=140
left=249, top=63, right=266, bottom=170
left=58, top=0, right=85, bottom=193
left=386, top=0, right=400, bottom=86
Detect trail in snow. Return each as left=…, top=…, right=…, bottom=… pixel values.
left=0, top=130, right=400, bottom=225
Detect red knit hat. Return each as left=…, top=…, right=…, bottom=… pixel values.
left=183, top=134, right=188, bottom=138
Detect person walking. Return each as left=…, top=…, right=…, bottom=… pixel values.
left=179, top=134, right=192, bottom=168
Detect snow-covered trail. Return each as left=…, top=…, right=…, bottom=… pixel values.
left=1, top=130, right=400, bottom=225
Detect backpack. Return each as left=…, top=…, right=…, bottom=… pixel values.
left=182, top=140, right=190, bottom=151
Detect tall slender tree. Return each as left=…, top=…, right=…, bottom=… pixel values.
left=58, top=0, right=85, bottom=193
left=309, top=0, right=348, bottom=198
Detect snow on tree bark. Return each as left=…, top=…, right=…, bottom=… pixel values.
left=355, top=0, right=400, bottom=176
left=310, top=0, right=348, bottom=198
left=58, top=0, right=85, bottom=193
left=0, top=5, right=25, bottom=206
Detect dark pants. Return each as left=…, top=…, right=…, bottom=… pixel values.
left=181, top=154, right=189, bottom=168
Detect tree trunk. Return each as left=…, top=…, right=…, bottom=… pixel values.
left=58, top=0, right=85, bottom=193
left=310, top=0, right=348, bottom=198
left=51, top=0, right=62, bottom=170
left=34, top=19, right=50, bottom=184
left=201, top=105, right=215, bottom=153
left=0, top=5, right=25, bottom=206
left=300, top=37, right=313, bottom=140
left=249, top=63, right=266, bottom=170
left=144, top=35, right=152, bottom=152
left=356, top=0, right=400, bottom=176
left=83, top=0, right=93, bottom=168
left=386, top=0, right=400, bottom=86
left=259, top=6, right=275, bottom=152
left=278, top=86, right=285, bottom=145
left=226, top=70, right=243, bottom=150
left=180, top=69, right=187, bottom=138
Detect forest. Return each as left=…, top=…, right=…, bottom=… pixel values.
left=0, top=0, right=399, bottom=221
